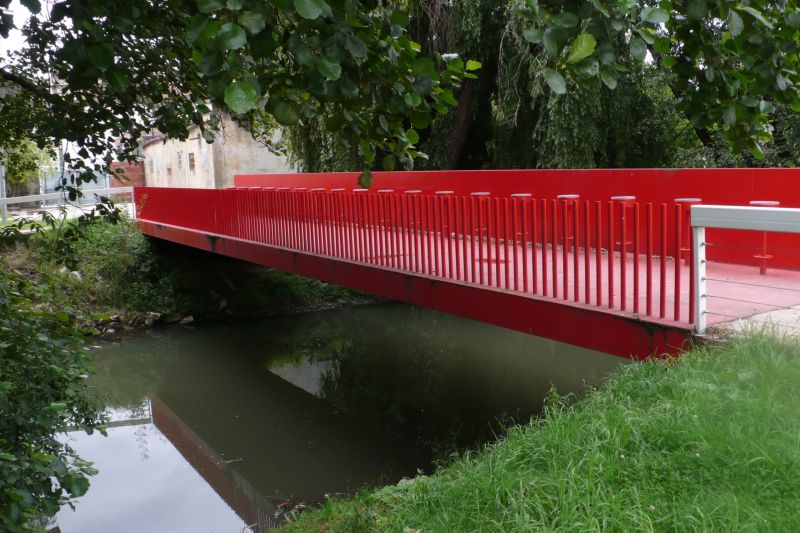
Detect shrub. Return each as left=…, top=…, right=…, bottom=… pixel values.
left=0, top=272, right=104, bottom=532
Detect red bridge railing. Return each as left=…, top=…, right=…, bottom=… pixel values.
left=135, top=187, right=696, bottom=326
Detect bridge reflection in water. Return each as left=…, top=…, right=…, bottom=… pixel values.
left=54, top=306, right=623, bottom=531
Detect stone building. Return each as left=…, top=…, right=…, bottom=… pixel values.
left=142, top=113, right=292, bottom=189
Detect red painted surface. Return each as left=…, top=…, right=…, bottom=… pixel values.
left=134, top=182, right=800, bottom=357
left=235, top=169, right=800, bottom=270
left=135, top=187, right=695, bottom=323
left=137, top=218, right=690, bottom=359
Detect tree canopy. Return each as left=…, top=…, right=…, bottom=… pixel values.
left=1, top=0, right=799, bottom=191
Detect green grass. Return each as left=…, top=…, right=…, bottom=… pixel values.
left=283, top=334, right=800, bottom=532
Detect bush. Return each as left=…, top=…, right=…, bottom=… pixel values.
left=0, top=272, right=104, bottom=532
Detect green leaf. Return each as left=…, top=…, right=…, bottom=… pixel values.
left=345, top=34, right=368, bottom=58
left=466, top=59, right=482, bottom=71
left=687, top=0, right=707, bottom=21
left=294, top=0, right=326, bottom=20
left=543, top=27, right=566, bottom=58
left=88, top=43, right=114, bottom=70
left=106, top=68, right=129, bottom=92
left=197, top=0, right=225, bottom=14
left=224, top=81, right=258, bottom=114
left=317, top=56, right=342, bottom=80
left=523, top=26, right=543, bottom=43
left=543, top=68, right=566, bottom=94
left=406, top=128, right=420, bottom=144
left=728, top=10, right=744, bottom=36
left=382, top=155, right=397, bottom=171
left=0, top=452, right=18, bottom=461
left=217, top=23, right=247, bottom=50
left=273, top=101, right=300, bottom=125
left=187, top=16, right=220, bottom=45
left=739, top=6, right=773, bottom=29
left=640, top=6, right=669, bottom=24
left=238, top=12, right=266, bottom=35
left=20, top=0, right=41, bottom=12
left=404, top=92, right=423, bottom=107
left=787, top=11, right=800, bottom=29
left=390, top=11, right=410, bottom=27
left=358, top=169, right=373, bottom=188
left=629, top=36, right=647, bottom=61
left=552, top=12, right=579, bottom=28
left=600, top=69, right=617, bottom=89
left=226, top=0, right=243, bottom=9
left=567, top=33, right=596, bottom=64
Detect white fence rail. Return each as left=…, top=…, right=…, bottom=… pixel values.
left=692, top=205, right=800, bottom=334
left=0, top=186, right=134, bottom=223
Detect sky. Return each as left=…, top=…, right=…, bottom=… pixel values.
left=0, top=0, right=31, bottom=57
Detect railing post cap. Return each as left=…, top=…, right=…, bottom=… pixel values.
left=404, top=189, right=422, bottom=194
left=557, top=194, right=580, bottom=199
left=377, top=189, right=395, bottom=193
left=610, top=195, right=636, bottom=201
left=353, top=188, right=369, bottom=192
left=471, top=191, right=490, bottom=196
left=310, top=187, right=325, bottom=191
left=749, top=200, right=780, bottom=206
left=675, top=197, right=702, bottom=203
left=436, top=190, right=454, bottom=195
left=331, top=188, right=346, bottom=192
left=510, top=193, right=532, bottom=197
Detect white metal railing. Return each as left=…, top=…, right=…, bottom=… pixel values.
left=0, top=186, right=134, bottom=223
left=692, top=205, right=800, bottom=334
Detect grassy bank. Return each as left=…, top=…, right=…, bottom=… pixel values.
left=284, top=334, right=800, bottom=532
left=1, top=217, right=369, bottom=333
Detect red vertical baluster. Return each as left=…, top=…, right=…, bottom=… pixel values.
left=461, top=197, right=470, bottom=281
left=633, top=203, right=640, bottom=313
left=541, top=199, right=548, bottom=297
left=596, top=201, right=602, bottom=307
left=584, top=201, right=591, bottom=304
left=520, top=198, right=528, bottom=292
left=573, top=201, right=580, bottom=302
left=471, top=196, right=479, bottom=284
left=562, top=201, right=569, bottom=300
left=449, top=196, right=456, bottom=279
left=607, top=201, right=614, bottom=309
left=674, top=204, right=682, bottom=321
left=432, top=196, right=441, bottom=275
left=689, top=214, right=696, bottom=324
left=503, top=198, right=511, bottom=290
left=551, top=199, right=558, bottom=298
left=646, top=203, right=653, bottom=316
left=454, top=197, right=463, bottom=281
left=401, top=194, right=409, bottom=270
left=424, top=195, right=432, bottom=275
left=393, top=195, right=402, bottom=269
left=494, top=198, right=502, bottom=287
left=413, top=194, right=422, bottom=272
left=512, top=197, right=520, bottom=291
left=620, top=202, right=627, bottom=311
left=478, top=197, right=486, bottom=285
left=660, top=204, right=667, bottom=319
left=530, top=198, right=537, bottom=294
left=486, top=198, right=494, bottom=287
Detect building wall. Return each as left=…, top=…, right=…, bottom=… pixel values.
left=110, top=161, right=146, bottom=187
left=142, top=114, right=292, bottom=189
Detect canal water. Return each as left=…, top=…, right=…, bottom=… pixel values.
left=53, top=302, right=623, bottom=532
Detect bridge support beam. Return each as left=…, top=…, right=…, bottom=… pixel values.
left=138, top=220, right=690, bottom=360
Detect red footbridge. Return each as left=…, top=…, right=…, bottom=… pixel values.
left=134, top=169, right=800, bottom=359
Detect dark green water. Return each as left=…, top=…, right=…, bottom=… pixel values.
left=54, top=303, right=623, bottom=532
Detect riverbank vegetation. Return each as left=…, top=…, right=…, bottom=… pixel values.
left=2, top=216, right=369, bottom=334
left=284, top=333, right=800, bottom=532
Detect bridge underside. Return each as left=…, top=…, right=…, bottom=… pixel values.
left=139, top=220, right=691, bottom=360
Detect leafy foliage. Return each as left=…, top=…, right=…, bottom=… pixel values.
left=0, top=138, right=53, bottom=189
left=0, top=272, right=104, bottom=532
left=515, top=0, right=800, bottom=158
left=0, top=0, right=473, bottom=191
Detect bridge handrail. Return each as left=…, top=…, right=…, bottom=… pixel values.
left=691, top=205, right=800, bottom=334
